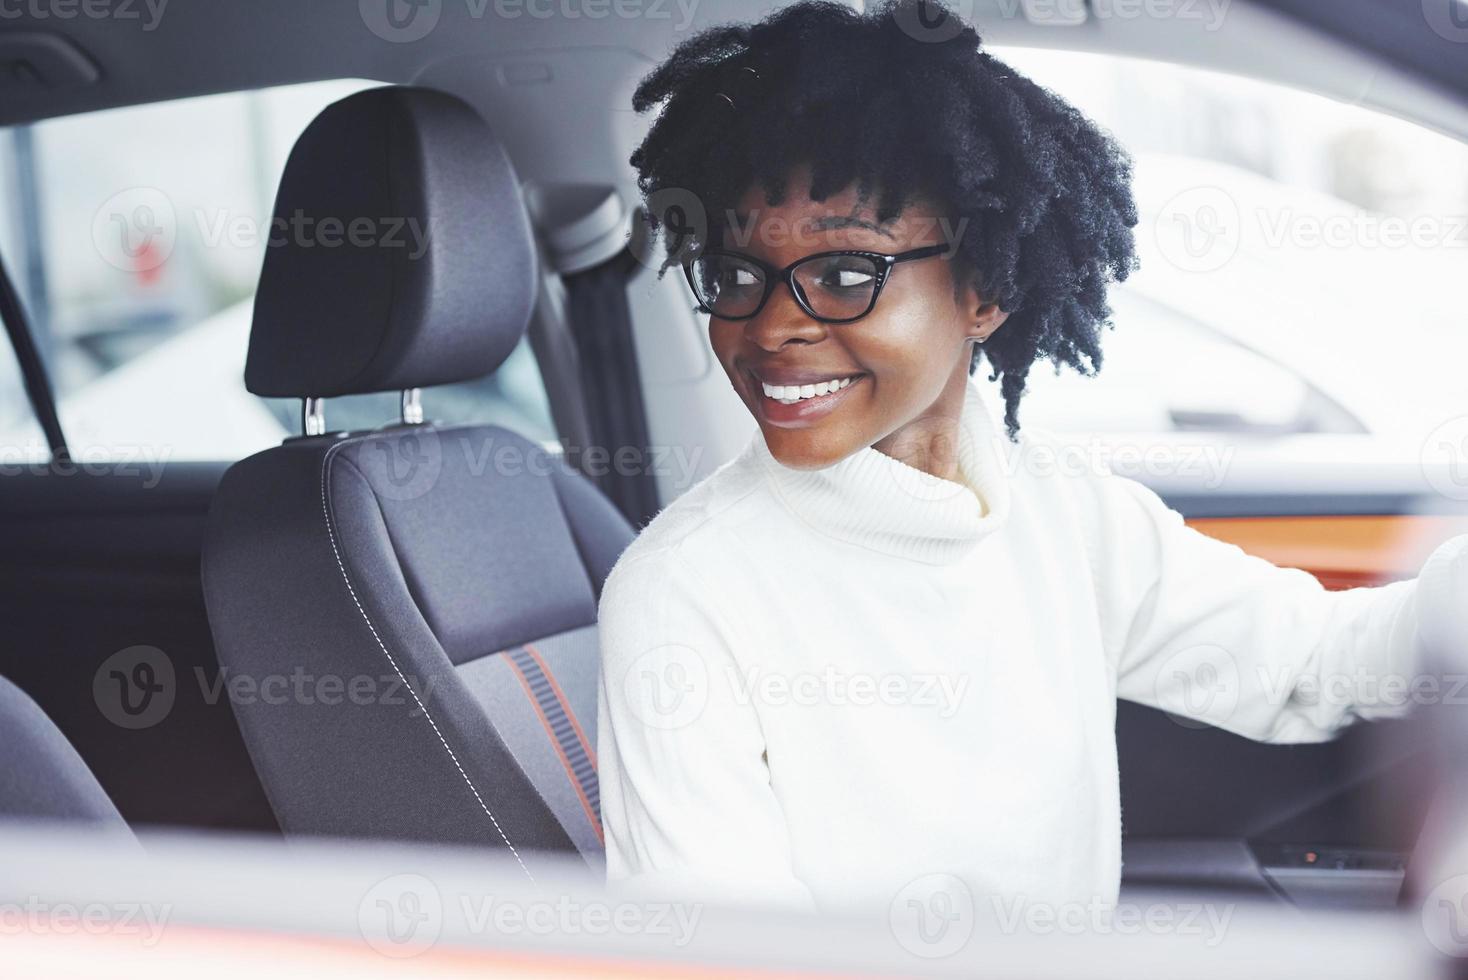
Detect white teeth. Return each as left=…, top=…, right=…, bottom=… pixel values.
left=760, top=376, right=856, bottom=403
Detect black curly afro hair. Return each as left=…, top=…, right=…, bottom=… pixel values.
left=628, top=0, right=1140, bottom=437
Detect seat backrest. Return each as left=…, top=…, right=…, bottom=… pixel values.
left=202, top=87, right=633, bottom=873
left=0, top=676, right=130, bottom=832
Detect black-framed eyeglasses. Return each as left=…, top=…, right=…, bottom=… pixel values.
left=682, top=244, right=952, bottom=324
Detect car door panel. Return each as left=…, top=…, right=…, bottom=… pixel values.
left=0, top=463, right=277, bottom=833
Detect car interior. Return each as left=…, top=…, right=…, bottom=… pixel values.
left=3, top=0, right=1468, bottom=948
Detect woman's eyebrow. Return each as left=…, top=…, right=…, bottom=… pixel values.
left=808, top=215, right=897, bottom=237
left=725, top=211, right=898, bottom=239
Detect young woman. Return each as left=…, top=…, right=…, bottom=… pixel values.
left=595, top=0, right=1467, bottom=914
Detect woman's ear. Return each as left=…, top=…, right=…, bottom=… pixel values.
left=954, top=263, right=1009, bottom=344
left=959, top=276, right=1009, bottom=344
left=973, top=301, right=1009, bottom=344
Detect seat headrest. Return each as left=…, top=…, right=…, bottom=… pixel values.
left=245, top=87, right=536, bottom=399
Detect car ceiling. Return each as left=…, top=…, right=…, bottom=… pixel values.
left=2, top=0, right=758, bottom=127
left=3, top=0, right=1467, bottom=131
left=1263, top=0, right=1468, bottom=102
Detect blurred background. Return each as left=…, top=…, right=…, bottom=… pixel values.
left=2, top=51, right=1466, bottom=463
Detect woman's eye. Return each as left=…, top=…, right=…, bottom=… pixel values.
left=721, top=267, right=760, bottom=288
left=820, top=268, right=874, bottom=289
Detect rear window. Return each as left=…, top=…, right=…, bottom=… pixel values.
left=0, top=80, right=556, bottom=464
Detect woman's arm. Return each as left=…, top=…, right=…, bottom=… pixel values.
left=596, top=546, right=818, bottom=911
left=1080, top=470, right=1467, bottom=742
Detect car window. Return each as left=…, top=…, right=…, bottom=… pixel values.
left=0, top=81, right=557, bottom=463
left=988, top=48, right=1468, bottom=447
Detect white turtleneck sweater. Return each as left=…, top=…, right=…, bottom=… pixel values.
left=595, top=375, right=1466, bottom=915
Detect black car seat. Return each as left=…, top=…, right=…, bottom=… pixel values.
left=201, top=87, right=634, bottom=874
left=0, top=676, right=130, bottom=832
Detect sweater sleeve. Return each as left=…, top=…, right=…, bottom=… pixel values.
left=595, top=545, right=818, bottom=912
left=1080, top=469, right=1467, bottom=743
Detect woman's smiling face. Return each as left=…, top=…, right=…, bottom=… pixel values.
left=707, top=169, right=1007, bottom=472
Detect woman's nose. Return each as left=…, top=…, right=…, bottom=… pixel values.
left=744, top=283, right=827, bottom=351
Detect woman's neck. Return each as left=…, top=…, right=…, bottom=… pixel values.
left=870, top=368, right=972, bottom=483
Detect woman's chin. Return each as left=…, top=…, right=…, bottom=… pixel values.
left=760, top=428, right=855, bottom=471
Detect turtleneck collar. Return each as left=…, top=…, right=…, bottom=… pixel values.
left=749, top=376, right=1012, bottom=565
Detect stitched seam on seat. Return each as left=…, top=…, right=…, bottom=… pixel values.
left=320, top=435, right=532, bottom=881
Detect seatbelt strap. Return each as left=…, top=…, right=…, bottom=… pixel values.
left=561, top=249, right=660, bottom=529
left=0, top=248, right=68, bottom=462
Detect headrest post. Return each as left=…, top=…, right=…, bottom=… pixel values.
left=302, top=398, right=326, bottom=437
left=401, top=388, right=424, bottom=426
